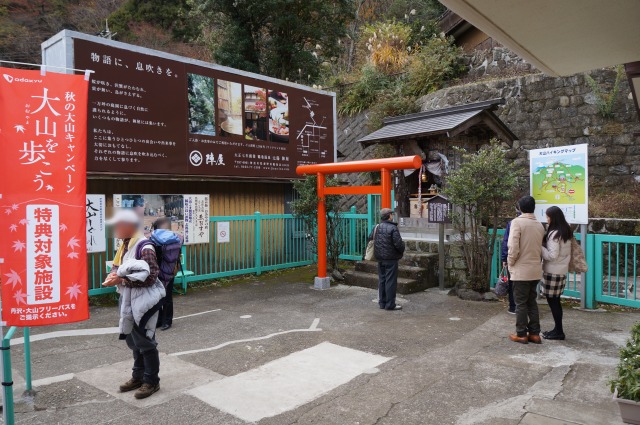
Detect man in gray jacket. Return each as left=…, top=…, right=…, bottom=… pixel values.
left=372, top=208, right=405, bottom=311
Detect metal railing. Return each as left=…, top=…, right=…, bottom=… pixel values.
left=490, top=230, right=640, bottom=309
left=87, top=209, right=370, bottom=295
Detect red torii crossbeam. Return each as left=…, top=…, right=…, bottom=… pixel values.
left=296, top=155, right=422, bottom=288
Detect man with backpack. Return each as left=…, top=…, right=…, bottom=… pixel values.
left=151, top=217, right=183, bottom=331
left=102, top=209, right=165, bottom=399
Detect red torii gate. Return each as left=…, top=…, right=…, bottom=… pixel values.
left=296, top=155, right=422, bottom=288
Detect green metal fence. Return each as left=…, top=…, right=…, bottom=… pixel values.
left=87, top=209, right=369, bottom=295
left=491, top=229, right=640, bottom=309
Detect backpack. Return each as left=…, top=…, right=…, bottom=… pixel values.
left=149, top=229, right=183, bottom=285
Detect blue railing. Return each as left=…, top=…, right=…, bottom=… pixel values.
left=491, top=230, right=640, bottom=309
left=87, top=209, right=369, bottom=295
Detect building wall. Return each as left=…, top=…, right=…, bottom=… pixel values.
left=88, top=178, right=287, bottom=216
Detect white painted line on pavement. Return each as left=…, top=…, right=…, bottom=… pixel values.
left=187, top=342, right=390, bottom=422
left=174, top=308, right=221, bottom=320
left=11, top=327, right=119, bottom=345
left=32, top=373, right=75, bottom=387
left=10, top=308, right=222, bottom=345
left=170, top=318, right=322, bottom=357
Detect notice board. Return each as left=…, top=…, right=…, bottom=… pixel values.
left=71, top=36, right=336, bottom=179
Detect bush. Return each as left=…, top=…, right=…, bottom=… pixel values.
left=338, top=65, right=390, bottom=116
left=403, top=35, right=466, bottom=98
left=444, top=142, right=519, bottom=292
left=590, top=185, right=640, bottom=219
left=368, top=79, right=421, bottom=130
left=611, top=322, right=640, bottom=401
left=361, top=21, right=413, bottom=74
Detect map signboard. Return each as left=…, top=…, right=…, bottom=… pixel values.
left=57, top=33, right=335, bottom=180
left=529, top=144, right=588, bottom=224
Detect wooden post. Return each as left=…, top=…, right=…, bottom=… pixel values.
left=439, top=223, right=445, bottom=290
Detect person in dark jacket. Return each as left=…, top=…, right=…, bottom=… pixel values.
left=501, top=206, right=521, bottom=314
left=371, top=208, right=405, bottom=311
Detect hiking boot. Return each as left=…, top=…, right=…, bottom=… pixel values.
left=119, top=378, right=143, bottom=393
left=528, top=334, right=542, bottom=344
left=134, top=383, right=160, bottom=399
left=509, top=334, right=528, bottom=344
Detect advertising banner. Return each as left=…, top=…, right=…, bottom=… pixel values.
left=86, top=194, right=106, bottom=253
left=529, top=144, right=589, bottom=224
left=73, top=37, right=335, bottom=179
left=0, top=67, right=90, bottom=326
left=113, top=194, right=209, bottom=245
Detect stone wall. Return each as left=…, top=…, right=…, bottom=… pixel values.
left=337, top=111, right=375, bottom=212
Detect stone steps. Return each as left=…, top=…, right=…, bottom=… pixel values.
left=355, top=261, right=429, bottom=281
left=343, top=270, right=425, bottom=295
left=401, top=252, right=438, bottom=269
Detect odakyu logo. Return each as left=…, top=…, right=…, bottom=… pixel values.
left=2, top=74, right=42, bottom=84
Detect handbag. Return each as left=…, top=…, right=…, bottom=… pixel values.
left=568, top=237, right=588, bottom=273
left=495, top=266, right=509, bottom=297
left=364, top=225, right=379, bottom=261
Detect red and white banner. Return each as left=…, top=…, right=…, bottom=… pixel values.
left=0, top=68, right=90, bottom=326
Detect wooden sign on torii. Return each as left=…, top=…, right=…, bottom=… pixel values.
left=296, top=155, right=422, bottom=289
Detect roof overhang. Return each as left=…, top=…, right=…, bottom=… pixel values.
left=358, top=98, right=517, bottom=147
left=438, top=0, right=640, bottom=76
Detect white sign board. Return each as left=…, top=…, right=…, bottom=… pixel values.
left=183, top=195, right=210, bottom=245
left=529, top=144, right=588, bottom=224
left=26, top=205, right=60, bottom=304
left=112, top=194, right=210, bottom=245
left=86, top=194, right=106, bottom=253
left=217, top=222, right=230, bottom=243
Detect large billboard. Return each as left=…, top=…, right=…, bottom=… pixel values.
left=529, top=144, right=588, bottom=224
left=64, top=34, right=335, bottom=179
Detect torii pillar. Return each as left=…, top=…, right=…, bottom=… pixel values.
left=296, top=155, right=421, bottom=289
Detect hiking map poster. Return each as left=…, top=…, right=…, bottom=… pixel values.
left=529, top=144, right=588, bottom=224
left=0, top=68, right=90, bottom=326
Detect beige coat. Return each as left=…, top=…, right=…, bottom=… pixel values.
left=542, top=230, right=571, bottom=275
left=507, top=213, right=545, bottom=281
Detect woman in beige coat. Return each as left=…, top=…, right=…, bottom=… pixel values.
left=541, top=206, right=573, bottom=341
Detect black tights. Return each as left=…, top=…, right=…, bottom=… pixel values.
left=546, top=296, right=564, bottom=334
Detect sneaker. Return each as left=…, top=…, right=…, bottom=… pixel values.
left=134, top=383, right=160, bottom=399
left=119, top=378, right=143, bottom=393
left=160, top=324, right=171, bottom=331
left=387, top=305, right=402, bottom=311
left=507, top=309, right=516, bottom=315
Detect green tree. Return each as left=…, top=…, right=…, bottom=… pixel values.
left=444, top=142, right=519, bottom=292
left=110, top=0, right=198, bottom=41
left=290, top=175, right=345, bottom=273
left=191, top=0, right=352, bottom=82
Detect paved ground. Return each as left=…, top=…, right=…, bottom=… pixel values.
left=4, top=266, right=638, bottom=425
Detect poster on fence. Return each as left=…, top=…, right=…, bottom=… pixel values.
left=217, top=221, right=230, bottom=243
left=113, top=194, right=209, bottom=244
left=529, top=144, right=589, bottom=224
left=86, top=194, right=106, bottom=253
left=0, top=68, right=90, bottom=326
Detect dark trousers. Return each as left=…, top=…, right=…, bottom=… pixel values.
left=125, top=321, right=160, bottom=385
left=507, top=279, right=516, bottom=312
left=159, top=278, right=174, bottom=326
left=378, top=260, right=399, bottom=310
left=513, top=280, right=541, bottom=336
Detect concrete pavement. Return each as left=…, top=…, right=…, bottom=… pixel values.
left=4, top=266, right=637, bottom=424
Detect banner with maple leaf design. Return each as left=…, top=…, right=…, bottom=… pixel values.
left=0, top=67, right=89, bottom=326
